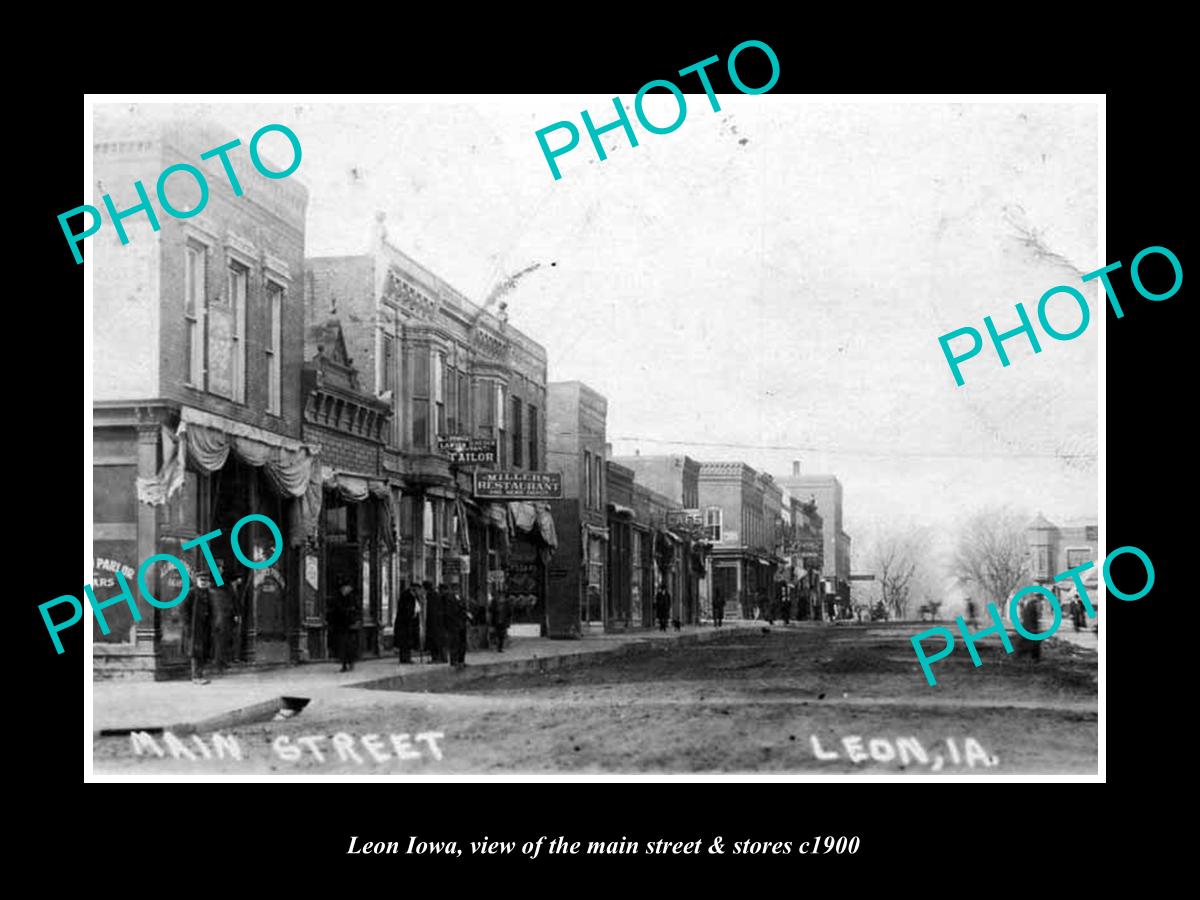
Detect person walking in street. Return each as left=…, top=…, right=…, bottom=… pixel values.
left=327, top=578, right=359, bottom=672
left=712, top=589, right=725, bottom=628
left=1018, top=594, right=1042, bottom=661
left=655, top=586, right=671, bottom=632
left=489, top=589, right=512, bottom=653
left=423, top=579, right=445, bottom=663
left=395, top=580, right=418, bottom=664
left=1071, top=594, right=1085, bottom=632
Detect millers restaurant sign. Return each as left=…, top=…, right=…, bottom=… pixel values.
left=474, top=471, right=563, bottom=500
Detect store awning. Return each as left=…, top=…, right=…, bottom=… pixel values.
left=607, top=502, right=635, bottom=519
left=136, top=407, right=324, bottom=545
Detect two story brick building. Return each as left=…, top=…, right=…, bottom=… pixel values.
left=93, top=119, right=315, bottom=678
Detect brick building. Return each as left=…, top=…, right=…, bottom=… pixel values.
left=93, top=118, right=314, bottom=679
left=777, top=462, right=852, bottom=618
left=300, top=318, right=393, bottom=659
left=610, top=453, right=706, bottom=624
left=307, top=215, right=554, bottom=644
left=546, top=381, right=608, bottom=637
left=1027, top=513, right=1100, bottom=607
left=697, top=461, right=778, bottom=620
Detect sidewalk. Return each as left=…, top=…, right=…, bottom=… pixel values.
left=92, top=623, right=756, bottom=736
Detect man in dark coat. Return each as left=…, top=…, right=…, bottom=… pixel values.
left=327, top=578, right=359, bottom=672
left=489, top=590, right=512, bottom=652
left=396, top=580, right=418, bottom=664
left=711, top=589, right=725, bottom=627
left=443, top=582, right=469, bottom=668
left=654, top=587, right=671, bottom=632
left=423, top=580, right=445, bottom=663
left=183, top=569, right=212, bottom=684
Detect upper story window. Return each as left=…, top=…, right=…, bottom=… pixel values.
left=495, top=383, right=507, bottom=467
left=412, top=348, right=430, bottom=449
left=227, top=262, right=248, bottom=404
left=528, top=404, right=539, bottom=470
left=433, top=351, right=446, bottom=437
left=184, top=243, right=206, bottom=387
left=705, top=507, right=723, bottom=542
left=511, top=396, right=523, bottom=468
left=266, top=280, right=283, bottom=415
left=584, top=450, right=593, bottom=508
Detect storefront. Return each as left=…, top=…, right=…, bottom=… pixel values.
left=306, top=472, right=394, bottom=660
left=132, top=406, right=321, bottom=677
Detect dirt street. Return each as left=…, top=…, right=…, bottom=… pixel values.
left=93, top=623, right=1097, bottom=775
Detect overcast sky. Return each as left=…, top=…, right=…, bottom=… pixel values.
left=96, top=98, right=1099, bottom=561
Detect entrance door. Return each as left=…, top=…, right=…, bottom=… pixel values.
left=325, top=544, right=359, bottom=657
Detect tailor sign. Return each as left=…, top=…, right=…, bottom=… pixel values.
left=437, top=435, right=497, bottom=464
left=473, top=471, right=563, bottom=500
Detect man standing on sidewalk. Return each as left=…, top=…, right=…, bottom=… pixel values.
left=712, top=589, right=725, bottom=628
left=424, top=580, right=445, bottom=663
left=395, top=580, right=418, bottom=664
left=489, top=589, right=512, bottom=653
left=444, top=581, right=470, bottom=668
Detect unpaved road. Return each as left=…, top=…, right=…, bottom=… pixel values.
left=93, top=624, right=1097, bottom=774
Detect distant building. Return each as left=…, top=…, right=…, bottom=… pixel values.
left=1027, top=513, right=1099, bottom=597
left=697, top=461, right=778, bottom=619
left=777, top=461, right=852, bottom=617
left=610, top=454, right=706, bottom=626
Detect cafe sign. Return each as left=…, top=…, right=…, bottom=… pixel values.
left=437, top=435, right=498, bottom=464
left=474, top=470, right=563, bottom=500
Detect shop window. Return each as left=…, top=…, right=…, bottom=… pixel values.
left=1066, top=547, right=1091, bottom=570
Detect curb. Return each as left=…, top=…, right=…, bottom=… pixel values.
left=352, top=624, right=757, bottom=694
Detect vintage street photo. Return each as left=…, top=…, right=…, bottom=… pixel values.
left=87, top=97, right=1099, bottom=776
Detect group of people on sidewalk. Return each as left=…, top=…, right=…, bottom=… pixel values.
left=388, top=580, right=513, bottom=669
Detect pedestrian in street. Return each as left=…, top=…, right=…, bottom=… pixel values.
left=781, top=590, right=792, bottom=625
left=395, top=580, right=418, bottom=664
left=182, top=569, right=212, bottom=685
left=423, top=579, right=446, bottom=663
left=965, top=597, right=978, bottom=629
left=489, top=590, right=512, bottom=653
left=1071, top=594, right=1085, bottom=632
left=712, top=589, right=725, bottom=628
left=1018, top=594, right=1042, bottom=661
left=655, top=587, right=671, bottom=632
left=327, top=577, right=359, bottom=672
left=444, top=581, right=470, bottom=668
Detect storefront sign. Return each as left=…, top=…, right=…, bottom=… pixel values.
left=437, top=435, right=498, bottom=464
left=666, top=509, right=703, bottom=528
left=474, top=470, right=562, bottom=500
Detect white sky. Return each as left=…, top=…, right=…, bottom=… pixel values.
left=96, top=98, right=1099, bottom=553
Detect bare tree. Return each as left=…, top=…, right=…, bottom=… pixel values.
left=867, top=525, right=933, bottom=620
left=952, top=507, right=1031, bottom=618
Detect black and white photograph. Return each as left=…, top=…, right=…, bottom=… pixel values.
left=82, top=93, right=1103, bottom=779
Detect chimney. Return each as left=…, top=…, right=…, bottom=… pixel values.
left=792, top=459, right=801, bottom=477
